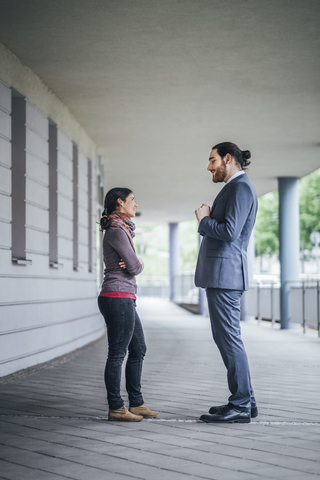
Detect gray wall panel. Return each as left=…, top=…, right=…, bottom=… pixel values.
left=57, top=129, right=73, bottom=159
left=26, top=203, right=49, bottom=231
left=0, top=222, right=11, bottom=249
left=78, top=171, right=88, bottom=191
left=26, top=178, right=49, bottom=208
left=0, top=314, right=104, bottom=375
left=58, top=237, right=73, bottom=259
left=79, top=225, right=89, bottom=245
left=26, top=128, right=48, bottom=161
left=57, top=216, right=73, bottom=239
left=26, top=102, right=48, bottom=139
left=58, top=194, right=73, bottom=219
left=0, top=136, right=11, bottom=168
left=78, top=191, right=88, bottom=210
left=78, top=244, right=88, bottom=263
left=0, top=276, right=97, bottom=308
left=0, top=194, right=11, bottom=222
left=0, top=109, right=11, bottom=140
left=78, top=150, right=88, bottom=172
left=0, top=165, right=11, bottom=194
left=0, top=79, right=11, bottom=112
left=58, top=172, right=73, bottom=198
left=26, top=228, right=49, bottom=254
left=58, top=153, right=73, bottom=179
left=26, top=153, right=49, bottom=185
left=0, top=301, right=100, bottom=335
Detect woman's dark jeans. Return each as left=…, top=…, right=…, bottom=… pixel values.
left=98, top=296, right=146, bottom=410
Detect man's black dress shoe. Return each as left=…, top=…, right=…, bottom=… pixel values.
left=200, top=405, right=251, bottom=423
left=209, top=403, right=258, bottom=418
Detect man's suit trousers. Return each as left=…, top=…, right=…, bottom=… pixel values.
left=206, top=288, right=256, bottom=410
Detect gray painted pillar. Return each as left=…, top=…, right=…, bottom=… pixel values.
left=169, top=223, right=180, bottom=301
left=278, top=177, right=300, bottom=329
left=198, top=235, right=206, bottom=315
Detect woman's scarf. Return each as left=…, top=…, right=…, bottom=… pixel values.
left=106, top=212, right=136, bottom=251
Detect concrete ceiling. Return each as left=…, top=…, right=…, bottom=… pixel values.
left=1, top=0, right=320, bottom=222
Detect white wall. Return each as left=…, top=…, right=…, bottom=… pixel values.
left=0, top=78, right=105, bottom=377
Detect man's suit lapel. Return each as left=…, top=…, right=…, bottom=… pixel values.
left=211, top=183, right=231, bottom=213
left=210, top=174, right=247, bottom=214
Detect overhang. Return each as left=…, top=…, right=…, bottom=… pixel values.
left=0, top=0, right=319, bottom=221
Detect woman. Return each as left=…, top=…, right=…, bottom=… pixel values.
left=98, top=187, right=158, bottom=421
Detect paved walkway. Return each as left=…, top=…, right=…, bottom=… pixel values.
left=1, top=298, right=320, bottom=480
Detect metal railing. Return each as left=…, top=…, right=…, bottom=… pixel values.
left=136, top=276, right=169, bottom=298
left=246, top=281, right=320, bottom=336
left=137, top=273, right=320, bottom=336
left=173, top=273, right=199, bottom=304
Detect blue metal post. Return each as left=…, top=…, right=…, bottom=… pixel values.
left=169, top=223, right=180, bottom=302
left=278, top=177, right=300, bottom=329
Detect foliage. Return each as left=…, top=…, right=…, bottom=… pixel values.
left=299, top=168, right=320, bottom=250
left=254, top=192, right=279, bottom=256
left=254, top=168, right=320, bottom=256
left=134, top=219, right=199, bottom=275
left=179, top=219, right=199, bottom=271
left=134, top=222, right=169, bottom=276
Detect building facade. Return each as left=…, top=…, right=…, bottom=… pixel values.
left=0, top=62, right=105, bottom=377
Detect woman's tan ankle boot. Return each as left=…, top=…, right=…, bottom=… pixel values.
left=129, top=404, right=159, bottom=418
left=108, top=405, right=143, bottom=422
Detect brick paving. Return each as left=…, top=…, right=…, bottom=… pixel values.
left=0, top=298, right=320, bottom=480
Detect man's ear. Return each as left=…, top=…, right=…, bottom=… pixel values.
left=224, top=153, right=232, bottom=164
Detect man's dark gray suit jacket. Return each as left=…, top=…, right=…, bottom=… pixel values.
left=195, top=173, right=257, bottom=291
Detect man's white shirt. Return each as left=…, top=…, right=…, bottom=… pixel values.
left=226, top=170, right=245, bottom=184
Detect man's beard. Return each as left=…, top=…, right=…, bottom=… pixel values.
left=212, top=162, right=227, bottom=183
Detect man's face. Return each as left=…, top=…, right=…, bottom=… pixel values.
left=207, top=149, right=227, bottom=183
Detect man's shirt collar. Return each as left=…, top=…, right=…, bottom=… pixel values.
left=226, top=170, right=245, bottom=185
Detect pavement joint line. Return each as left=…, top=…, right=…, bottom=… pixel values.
left=1, top=415, right=320, bottom=426
left=148, top=419, right=320, bottom=426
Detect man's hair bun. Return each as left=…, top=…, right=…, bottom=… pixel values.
left=242, top=150, right=251, bottom=161
left=211, top=142, right=252, bottom=170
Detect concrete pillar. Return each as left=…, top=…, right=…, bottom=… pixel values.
left=198, top=235, right=206, bottom=315
left=169, top=223, right=180, bottom=301
left=278, top=177, right=300, bottom=329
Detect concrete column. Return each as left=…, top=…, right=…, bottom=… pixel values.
left=169, top=223, right=180, bottom=301
left=198, top=235, right=206, bottom=315
left=278, top=177, right=300, bottom=329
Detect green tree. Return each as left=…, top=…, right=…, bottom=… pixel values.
left=134, top=222, right=169, bottom=276
left=299, top=168, right=320, bottom=250
left=180, top=219, right=199, bottom=272
left=254, top=168, right=320, bottom=257
left=255, top=192, right=279, bottom=257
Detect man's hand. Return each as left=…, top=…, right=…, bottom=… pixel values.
left=195, top=204, right=210, bottom=222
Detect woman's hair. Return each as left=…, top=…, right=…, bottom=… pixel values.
left=212, top=142, right=251, bottom=170
left=99, top=187, right=132, bottom=231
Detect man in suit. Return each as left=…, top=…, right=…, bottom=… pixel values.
left=195, top=141, right=258, bottom=424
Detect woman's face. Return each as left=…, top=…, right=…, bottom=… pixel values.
left=118, top=192, right=138, bottom=217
